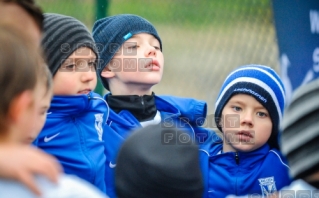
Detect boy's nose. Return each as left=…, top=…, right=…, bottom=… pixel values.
left=241, top=112, right=254, bottom=127
left=81, top=68, right=95, bottom=82
left=145, top=46, right=156, bottom=57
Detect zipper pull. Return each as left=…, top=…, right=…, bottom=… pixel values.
left=235, top=152, right=239, bottom=165
left=141, top=96, right=145, bottom=113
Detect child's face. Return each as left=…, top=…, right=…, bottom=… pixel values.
left=22, top=83, right=52, bottom=144
left=221, top=94, right=272, bottom=153
left=102, top=33, right=164, bottom=94
left=53, top=47, right=97, bottom=95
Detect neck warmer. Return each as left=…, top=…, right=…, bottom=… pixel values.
left=107, top=93, right=157, bottom=122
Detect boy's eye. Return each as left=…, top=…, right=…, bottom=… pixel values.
left=88, top=61, right=96, bottom=67
left=65, top=64, right=75, bottom=70
left=127, top=45, right=138, bottom=49
left=232, top=106, right=242, bottom=112
left=257, top=112, right=268, bottom=117
left=88, top=61, right=97, bottom=71
left=154, top=46, right=160, bottom=50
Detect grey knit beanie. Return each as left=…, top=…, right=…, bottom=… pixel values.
left=281, top=78, right=319, bottom=179
left=41, top=13, right=98, bottom=76
left=115, top=124, right=203, bottom=198
left=92, top=14, right=162, bottom=90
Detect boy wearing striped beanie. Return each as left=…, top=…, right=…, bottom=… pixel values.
left=34, top=13, right=111, bottom=194
left=200, top=65, right=291, bottom=197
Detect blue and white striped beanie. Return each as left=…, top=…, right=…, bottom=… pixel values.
left=214, top=65, right=286, bottom=149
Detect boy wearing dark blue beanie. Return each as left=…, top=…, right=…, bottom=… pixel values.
left=200, top=64, right=291, bottom=197
left=93, top=14, right=215, bottom=198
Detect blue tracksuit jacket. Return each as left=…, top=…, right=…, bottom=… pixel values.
left=34, top=92, right=108, bottom=193
left=103, top=94, right=214, bottom=198
left=199, top=134, right=291, bottom=198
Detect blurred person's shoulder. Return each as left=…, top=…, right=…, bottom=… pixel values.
left=225, top=180, right=316, bottom=198
left=0, top=174, right=108, bottom=198
left=280, top=179, right=317, bottom=191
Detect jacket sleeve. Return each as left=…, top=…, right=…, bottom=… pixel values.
left=159, top=95, right=207, bottom=126
left=267, top=149, right=292, bottom=190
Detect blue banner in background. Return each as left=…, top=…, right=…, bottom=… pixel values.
left=272, top=0, right=319, bottom=103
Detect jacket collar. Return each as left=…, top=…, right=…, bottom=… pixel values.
left=107, top=93, right=157, bottom=122
left=48, top=92, right=99, bottom=116
left=105, top=93, right=182, bottom=128
left=209, top=143, right=271, bottom=167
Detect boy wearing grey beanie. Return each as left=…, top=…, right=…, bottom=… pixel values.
left=34, top=13, right=113, bottom=194
left=93, top=14, right=214, bottom=198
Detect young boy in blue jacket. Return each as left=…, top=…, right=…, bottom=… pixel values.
left=92, top=14, right=215, bottom=197
left=200, top=65, right=291, bottom=197
left=34, top=13, right=109, bottom=193
left=0, top=27, right=107, bottom=198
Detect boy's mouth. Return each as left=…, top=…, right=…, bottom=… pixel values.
left=145, top=59, right=160, bottom=71
left=78, top=89, right=91, bottom=94
left=236, top=130, right=254, bottom=141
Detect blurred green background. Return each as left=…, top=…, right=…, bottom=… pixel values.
left=36, top=0, right=279, bottom=114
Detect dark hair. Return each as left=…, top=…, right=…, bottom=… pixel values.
left=0, top=25, right=51, bottom=131
left=1, top=0, right=44, bottom=31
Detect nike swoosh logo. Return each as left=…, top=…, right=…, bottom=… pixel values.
left=109, top=161, right=116, bottom=168
left=44, top=133, right=60, bottom=142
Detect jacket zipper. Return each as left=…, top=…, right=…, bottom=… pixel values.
left=235, top=152, right=239, bottom=195
left=235, top=152, right=239, bottom=164
left=141, top=96, right=145, bottom=113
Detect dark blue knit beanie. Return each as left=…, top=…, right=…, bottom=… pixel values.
left=92, top=14, right=162, bottom=90
left=214, top=65, right=286, bottom=149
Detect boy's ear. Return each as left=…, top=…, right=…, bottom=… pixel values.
left=8, top=91, right=33, bottom=123
left=101, top=65, right=115, bottom=79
